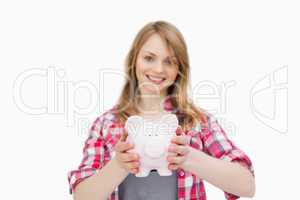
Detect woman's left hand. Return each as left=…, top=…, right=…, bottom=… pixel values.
left=167, top=126, right=191, bottom=170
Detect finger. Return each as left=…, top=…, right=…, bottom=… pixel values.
left=127, top=161, right=140, bottom=169
left=171, top=135, right=189, bottom=145
left=120, top=152, right=139, bottom=162
left=168, top=164, right=179, bottom=170
left=167, top=155, right=186, bottom=164
left=130, top=168, right=139, bottom=174
left=176, top=126, right=184, bottom=136
left=126, top=162, right=140, bottom=174
left=167, top=151, right=177, bottom=157
left=116, top=142, right=134, bottom=152
left=168, top=144, right=189, bottom=155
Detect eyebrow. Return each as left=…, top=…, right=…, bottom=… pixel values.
left=144, top=50, right=176, bottom=59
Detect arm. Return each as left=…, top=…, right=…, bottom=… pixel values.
left=69, top=115, right=140, bottom=200
left=74, top=157, right=128, bottom=200
left=182, top=147, right=255, bottom=197
left=68, top=115, right=123, bottom=200
left=168, top=116, right=255, bottom=199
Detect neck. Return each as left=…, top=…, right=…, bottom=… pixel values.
left=137, top=93, right=168, bottom=115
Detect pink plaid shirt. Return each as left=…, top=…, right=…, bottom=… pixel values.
left=68, top=97, right=254, bottom=200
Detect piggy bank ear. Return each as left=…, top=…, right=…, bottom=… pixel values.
left=125, top=115, right=144, bottom=139
left=158, top=114, right=178, bottom=136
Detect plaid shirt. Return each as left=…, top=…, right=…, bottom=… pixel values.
left=68, top=96, right=254, bottom=200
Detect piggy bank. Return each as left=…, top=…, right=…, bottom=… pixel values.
left=124, top=113, right=178, bottom=177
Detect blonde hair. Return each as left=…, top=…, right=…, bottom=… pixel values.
left=114, top=21, right=208, bottom=131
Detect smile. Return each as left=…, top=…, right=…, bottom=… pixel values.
left=146, top=74, right=166, bottom=84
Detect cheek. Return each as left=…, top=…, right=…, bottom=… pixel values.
left=136, top=59, right=146, bottom=78
left=168, top=69, right=178, bottom=81
left=137, top=57, right=151, bottom=72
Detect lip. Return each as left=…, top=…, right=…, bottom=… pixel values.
left=146, top=74, right=166, bottom=84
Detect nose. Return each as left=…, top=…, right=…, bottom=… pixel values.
left=153, top=61, right=164, bottom=73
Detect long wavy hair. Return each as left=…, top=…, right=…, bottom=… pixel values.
left=114, top=21, right=208, bottom=131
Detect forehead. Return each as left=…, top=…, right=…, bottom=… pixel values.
left=140, top=34, right=175, bottom=57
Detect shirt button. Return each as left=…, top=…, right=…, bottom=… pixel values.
left=179, top=170, right=185, bottom=177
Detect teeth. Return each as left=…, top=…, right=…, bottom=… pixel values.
left=147, top=75, right=164, bottom=82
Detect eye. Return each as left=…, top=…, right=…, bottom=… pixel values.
left=164, top=59, right=176, bottom=66
left=165, top=59, right=172, bottom=65
left=144, top=56, right=154, bottom=62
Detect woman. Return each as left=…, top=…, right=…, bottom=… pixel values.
left=68, top=21, right=255, bottom=200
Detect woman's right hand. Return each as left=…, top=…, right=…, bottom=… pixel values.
left=114, top=130, right=140, bottom=174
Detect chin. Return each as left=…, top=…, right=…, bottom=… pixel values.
left=141, top=87, right=167, bottom=95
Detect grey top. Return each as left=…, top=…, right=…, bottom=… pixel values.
left=118, top=169, right=178, bottom=200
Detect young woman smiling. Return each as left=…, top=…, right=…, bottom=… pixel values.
left=68, top=21, right=255, bottom=200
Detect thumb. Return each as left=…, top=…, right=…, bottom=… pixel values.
left=176, top=126, right=184, bottom=136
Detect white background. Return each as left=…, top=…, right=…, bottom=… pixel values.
left=0, top=0, right=298, bottom=199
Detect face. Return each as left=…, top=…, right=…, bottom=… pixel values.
left=135, top=34, right=179, bottom=97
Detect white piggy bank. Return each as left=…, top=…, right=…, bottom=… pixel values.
left=124, top=113, right=178, bottom=177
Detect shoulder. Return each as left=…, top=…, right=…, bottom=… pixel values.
left=186, top=108, right=226, bottom=143
left=90, top=107, right=120, bottom=139
left=204, top=111, right=219, bottom=126
left=191, top=107, right=218, bottom=132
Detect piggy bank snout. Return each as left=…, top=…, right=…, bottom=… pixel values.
left=144, top=141, right=166, bottom=159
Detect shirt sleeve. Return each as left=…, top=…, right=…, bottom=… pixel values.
left=201, top=114, right=254, bottom=200
left=67, top=116, right=106, bottom=194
